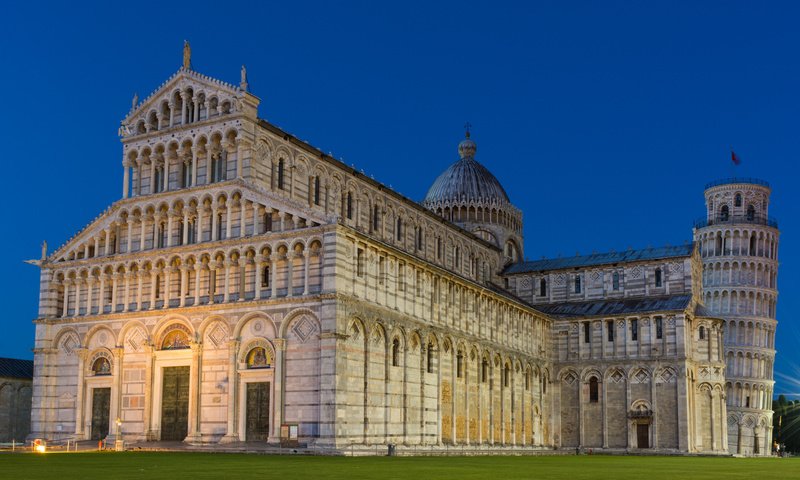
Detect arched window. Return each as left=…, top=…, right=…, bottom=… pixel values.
left=261, top=265, right=270, bottom=287
left=655, top=267, right=662, bottom=287
left=181, top=160, right=192, bottom=188
left=456, top=351, right=464, bottom=378
left=749, top=235, right=756, bottom=255
left=482, top=358, right=489, bottom=383
left=92, top=357, right=111, bottom=376
left=720, top=205, right=729, bottom=221
left=540, top=278, right=547, bottom=297
left=277, top=159, right=285, bottom=189
left=612, top=272, right=620, bottom=291
left=699, top=325, right=705, bottom=340
left=246, top=346, right=273, bottom=369
left=589, top=377, right=599, bottom=402
left=313, top=176, right=320, bottom=205
left=574, top=275, right=581, bottom=294
left=735, top=193, right=742, bottom=207
left=154, top=167, right=164, bottom=193
left=746, top=204, right=755, bottom=221
left=396, top=217, right=403, bottom=240
left=346, top=192, right=353, bottom=219
left=504, top=364, right=510, bottom=387
left=212, top=151, right=227, bottom=183
left=392, top=338, right=400, bottom=367
left=372, top=204, right=379, bottom=231
left=426, top=343, right=434, bottom=374
left=264, top=212, right=273, bottom=232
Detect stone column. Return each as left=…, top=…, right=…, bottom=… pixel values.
left=180, top=92, right=189, bottom=125
left=185, top=342, right=202, bottom=443
left=221, top=261, right=231, bottom=303
left=206, top=148, right=213, bottom=184
left=182, top=211, right=190, bottom=245
left=192, top=96, right=199, bottom=122
left=179, top=266, right=189, bottom=307
left=303, top=251, right=310, bottom=295
left=164, top=267, right=172, bottom=308
left=105, top=228, right=112, bottom=256
left=122, top=161, right=130, bottom=198
left=191, top=147, right=199, bottom=187
left=85, top=278, right=93, bottom=316
left=143, top=345, right=156, bottom=440
left=74, top=348, right=88, bottom=437
left=126, top=221, right=133, bottom=253
left=111, top=274, right=120, bottom=312
left=271, top=338, right=286, bottom=440
left=197, top=206, right=205, bottom=243
left=238, top=261, right=246, bottom=301
left=150, top=160, right=157, bottom=194
left=194, top=264, right=202, bottom=306
left=256, top=256, right=266, bottom=299
left=98, top=275, right=106, bottom=314
left=239, top=200, right=247, bottom=237
left=149, top=270, right=157, bottom=310
left=107, top=347, right=124, bottom=441
left=270, top=255, right=278, bottom=298
left=123, top=273, right=131, bottom=312
left=167, top=214, right=174, bottom=247
left=139, top=216, right=147, bottom=251
left=220, top=340, right=240, bottom=443
left=225, top=206, right=233, bottom=239
left=286, top=253, right=295, bottom=298
left=211, top=205, right=219, bottom=241
left=236, top=140, right=243, bottom=178
left=135, top=271, right=144, bottom=311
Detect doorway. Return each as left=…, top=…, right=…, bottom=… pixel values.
left=90, top=388, right=111, bottom=440
left=636, top=423, right=650, bottom=448
left=245, top=382, right=270, bottom=441
left=160, top=366, right=190, bottom=441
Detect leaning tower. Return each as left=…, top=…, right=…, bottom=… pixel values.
left=694, top=178, right=779, bottom=456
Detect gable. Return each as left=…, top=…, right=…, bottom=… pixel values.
left=120, top=68, right=249, bottom=138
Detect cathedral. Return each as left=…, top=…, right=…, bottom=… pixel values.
left=29, top=47, right=779, bottom=456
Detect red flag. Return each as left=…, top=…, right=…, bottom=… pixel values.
left=731, top=150, right=741, bottom=165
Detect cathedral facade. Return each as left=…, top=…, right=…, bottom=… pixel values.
left=29, top=52, right=778, bottom=456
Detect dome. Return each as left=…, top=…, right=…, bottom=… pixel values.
left=423, top=133, right=510, bottom=206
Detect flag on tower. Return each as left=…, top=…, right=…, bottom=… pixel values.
left=731, top=149, right=741, bottom=166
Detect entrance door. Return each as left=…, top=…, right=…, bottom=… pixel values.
left=637, top=423, right=650, bottom=448
left=161, top=366, right=190, bottom=441
left=245, top=382, right=270, bottom=441
left=90, top=388, right=111, bottom=440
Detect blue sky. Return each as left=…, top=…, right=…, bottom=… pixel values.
left=2, top=1, right=799, bottom=397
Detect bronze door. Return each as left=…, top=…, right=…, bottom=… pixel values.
left=161, top=366, right=190, bottom=441
left=90, top=388, right=111, bottom=440
left=245, top=382, right=270, bottom=441
left=637, top=423, right=650, bottom=448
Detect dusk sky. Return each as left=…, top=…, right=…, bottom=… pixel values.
left=2, top=1, right=799, bottom=397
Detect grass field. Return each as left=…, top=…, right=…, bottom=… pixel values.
left=3, top=452, right=799, bottom=480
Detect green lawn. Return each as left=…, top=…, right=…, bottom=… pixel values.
left=3, top=452, right=799, bottom=480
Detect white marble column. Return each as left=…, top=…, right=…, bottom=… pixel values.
left=185, top=342, right=202, bottom=443
left=223, top=261, right=231, bottom=303
left=220, top=340, right=240, bottom=443
left=74, top=348, right=88, bottom=437
left=271, top=338, right=286, bottom=440
left=107, top=347, right=124, bottom=441
left=122, top=161, right=130, bottom=198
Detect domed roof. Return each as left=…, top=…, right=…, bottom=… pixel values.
left=423, top=133, right=510, bottom=206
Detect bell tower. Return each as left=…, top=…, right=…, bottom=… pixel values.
left=693, top=178, right=779, bottom=456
